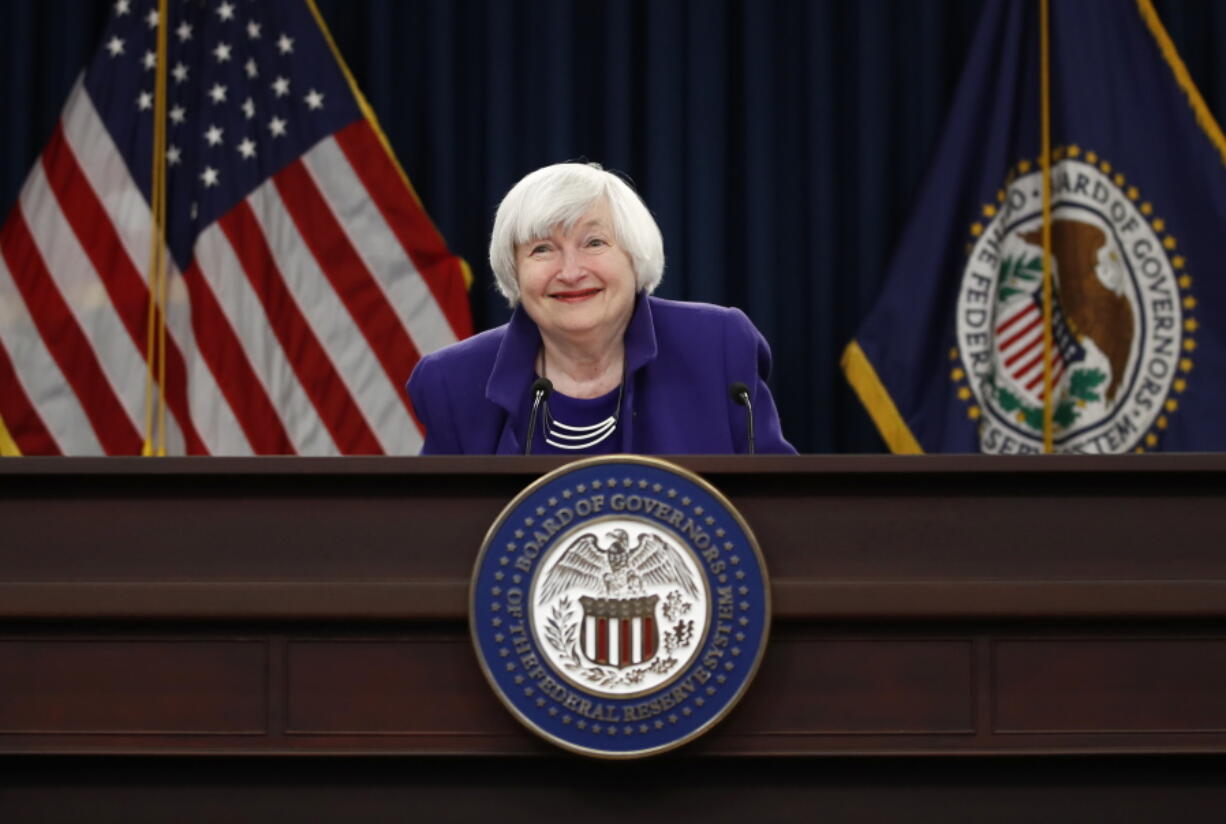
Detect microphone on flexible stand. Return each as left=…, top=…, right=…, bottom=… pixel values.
left=729, top=381, right=755, bottom=455
left=524, top=378, right=554, bottom=455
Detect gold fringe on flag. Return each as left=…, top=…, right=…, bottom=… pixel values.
left=0, top=414, right=19, bottom=456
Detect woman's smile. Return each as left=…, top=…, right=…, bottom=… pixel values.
left=551, top=287, right=604, bottom=303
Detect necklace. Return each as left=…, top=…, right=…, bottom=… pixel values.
left=539, top=351, right=625, bottom=451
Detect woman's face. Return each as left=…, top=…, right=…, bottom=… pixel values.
left=515, top=200, right=637, bottom=346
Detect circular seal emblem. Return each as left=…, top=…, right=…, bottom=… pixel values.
left=953, top=148, right=1195, bottom=453
left=470, top=456, right=770, bottom=758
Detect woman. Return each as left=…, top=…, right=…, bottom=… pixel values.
left=407, top=162, right=795, bottom=455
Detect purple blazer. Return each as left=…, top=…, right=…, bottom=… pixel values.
left=406, top=294, right=796, bottom=455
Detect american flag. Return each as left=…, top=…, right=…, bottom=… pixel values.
left=0, top=0, right=471, bottom=455
left=995, top=290, right=1085, bottom=402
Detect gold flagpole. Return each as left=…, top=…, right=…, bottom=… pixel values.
left=143, top=0, right=170, bottom=455
left=1040, top=0, right=1055, bottom=453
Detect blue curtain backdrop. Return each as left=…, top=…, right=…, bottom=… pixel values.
left=4, top=0, right=1225, bottom=453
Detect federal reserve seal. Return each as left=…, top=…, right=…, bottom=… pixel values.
left=470, top=456, right=770, bottom=758
left=953, top=147, right=1195, bottom=453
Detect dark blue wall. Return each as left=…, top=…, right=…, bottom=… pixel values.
left=5, top=0, right=1226, bottom=452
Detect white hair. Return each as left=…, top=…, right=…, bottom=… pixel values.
left=488, top=162, right=665, bottom=305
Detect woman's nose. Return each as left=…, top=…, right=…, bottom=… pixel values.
left=557, top=247, right=587, bottom=279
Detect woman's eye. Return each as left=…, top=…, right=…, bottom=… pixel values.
left=586, top=237, right=608, bottom=248
left=529, top=243, right=552, bottom=255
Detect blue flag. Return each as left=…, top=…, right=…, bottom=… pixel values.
left=843, top=0, right=1226, bottom=454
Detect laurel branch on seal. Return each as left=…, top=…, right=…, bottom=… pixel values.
left=545, top=597, right=583, bottom=669
left=986, top=369, right=1106, bottom=433
left=544, top=592, right=694, bottom=687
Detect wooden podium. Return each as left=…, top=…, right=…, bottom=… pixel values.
left=3, top=455, right=1226, bottom=820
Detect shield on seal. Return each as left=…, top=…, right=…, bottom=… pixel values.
left=994, top=288, right=1086, bottom=403
left=579, top=595, right=659, bottom=668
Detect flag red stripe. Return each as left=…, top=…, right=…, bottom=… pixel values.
left=0, top=340, right=60, bottom=455
left=1014, top=349, right=1046, bottom=381
left=999, top=314, right=1044, bottom=351
left=597, top=618, right=608, bottom=664
left=332, top=121, right=472, bottom=339
left=1004, top=338, right=1040, bottom=368
left=621, top=618, right=632, bottom=664
left=218, top=201, right=383, bottom=454
left=0, top=210, right=141, bottom=454
left=995, top=302, right=1038, bottom=334
left=1025, top=355, right=1066, bottom=392
left=180, top=259, right=295, bottom=454
left=642, top=616, right=654, bottom=659
left=42, top=124, right=208, bottom=455
left=271, top=158, right=423, bottom=428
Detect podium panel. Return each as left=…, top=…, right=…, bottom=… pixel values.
left=2, top=455, right=1226, bottom=818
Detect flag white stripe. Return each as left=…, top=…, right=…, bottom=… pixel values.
left=19, top=162, right=171, bottom=451
left=0, top=248, right=103, bottom=454
left=1023, top=351, right=1067, bottom=383
left=163, top=266, right=253, bottom=455
left=1003, top=326, right=1042, bottom=360
left=608, top=618, right=620, bottom=666
left=193, top=222, right=337, bottom=455
left=1012, top=341, right=1067, bottom=383
left=1015, top=355, right=1047, bottom=383
left=996, top=301, right=1039, bottom=333
left=632, top=617, right=642, bottom=664
left=1010, top=339, right=1041, bottom=364
left=585, top=615, right=596, bottom=660
left=246, top=179, right=415, bottom=454
left=1000, top=320, right=1042, bottom=351
left=61, top=80, right=249, bottom=454
left=301, top=138, right=457, bottom=357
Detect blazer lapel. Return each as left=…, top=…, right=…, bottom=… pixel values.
left=621, top=295, right=659, bottom=454
left=486, top=306, right=540, bottom=454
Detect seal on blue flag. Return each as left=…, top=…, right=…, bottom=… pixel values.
left=953, top=149, right=1194, bottom=453
left=470, top=455, right=770, bottom=758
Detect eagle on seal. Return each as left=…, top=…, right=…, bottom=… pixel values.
left=537, top=529, right=699, bottom=603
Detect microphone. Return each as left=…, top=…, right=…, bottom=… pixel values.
left=729, top=381, right=755, bottom=455
left=524, top=377, right=553, bottom=455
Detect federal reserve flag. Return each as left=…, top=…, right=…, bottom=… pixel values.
left=0, top=0, right=471, bottom=456
left=843, top=0, right=1226, bottom=454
